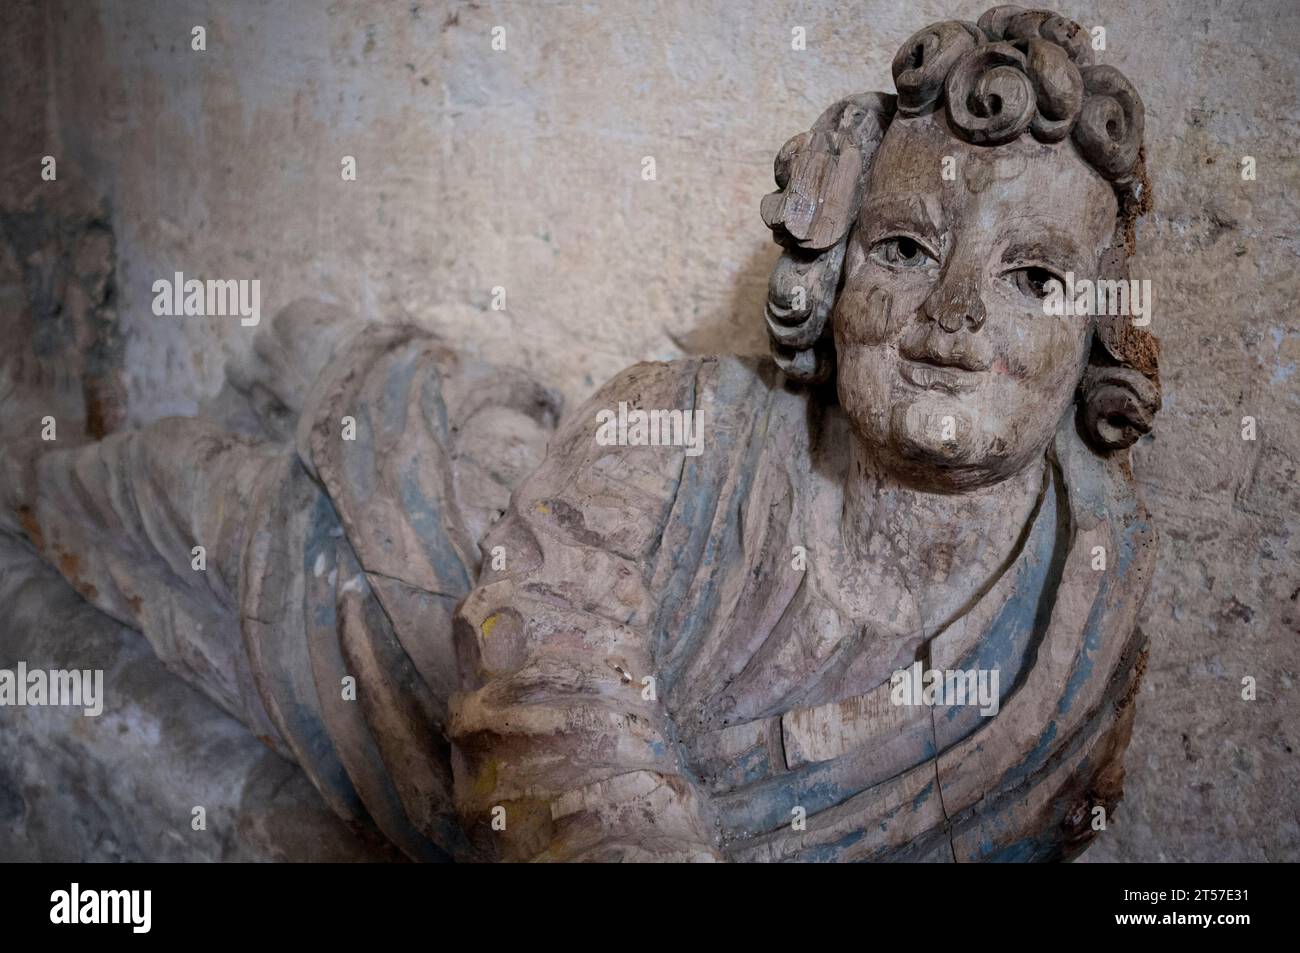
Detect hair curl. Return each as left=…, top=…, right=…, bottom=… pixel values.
left=761, top=4, right=1159, bottom=453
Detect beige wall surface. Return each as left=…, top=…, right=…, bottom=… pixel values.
left=7, top=0, right=1299, bottom=859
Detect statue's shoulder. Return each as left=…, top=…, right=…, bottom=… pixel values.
left=506, top=354, right=785, bottom=563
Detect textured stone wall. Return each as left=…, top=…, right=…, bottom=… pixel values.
left=7, top=0, right=1299, bottom=860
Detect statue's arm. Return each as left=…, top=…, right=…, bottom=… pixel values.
left=449, top=361, right=722, bottom=862
left=1, top=300, right=376, bottom=732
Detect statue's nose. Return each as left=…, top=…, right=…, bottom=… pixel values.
left=923, top=270, right=986, bottom=333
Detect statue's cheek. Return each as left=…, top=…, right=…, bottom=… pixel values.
left=834, top=281, right=897, bottom=347
left=995, top=312, right=1089, bottom=386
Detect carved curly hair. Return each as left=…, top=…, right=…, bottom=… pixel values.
left=761, top=4, right=1159, bottom=452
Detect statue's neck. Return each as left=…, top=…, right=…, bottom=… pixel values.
left=841, top=438, right=1045, bottom=630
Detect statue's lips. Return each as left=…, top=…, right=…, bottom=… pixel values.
left=897, top=359, right=982, bottom=394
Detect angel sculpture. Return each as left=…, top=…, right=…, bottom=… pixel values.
left=3, top=4, right=1159, bottom=862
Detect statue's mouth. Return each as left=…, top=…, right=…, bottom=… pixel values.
left=897, top=358, right=982, bottom=394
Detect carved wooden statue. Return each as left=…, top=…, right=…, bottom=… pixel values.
left=2, top=5, right=1160, bottom=862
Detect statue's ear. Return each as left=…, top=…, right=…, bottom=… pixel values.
left=1078, top=241, right=1162, bottom=452
left=762, top=93, right=895, bottom=383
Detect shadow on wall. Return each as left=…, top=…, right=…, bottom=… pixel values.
left=668, top=242, right=777, bottom=362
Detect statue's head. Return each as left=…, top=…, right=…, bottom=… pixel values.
left=762, top=5, right=1160, bottom=491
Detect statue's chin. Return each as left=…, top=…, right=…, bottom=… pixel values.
left=847, top=397, right=1037, bottom=493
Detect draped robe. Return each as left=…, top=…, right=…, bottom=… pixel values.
left=452, top=353, right=1155, bottom=862
left=15, top=315, right=1153, bottom=862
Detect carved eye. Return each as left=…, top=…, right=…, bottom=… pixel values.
left=870, top=236, right=936, bottom=269
left=1005, top=266, right=1063, bottom=299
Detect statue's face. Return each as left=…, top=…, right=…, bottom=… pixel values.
left=833, top=110, right=1118, bottom=490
